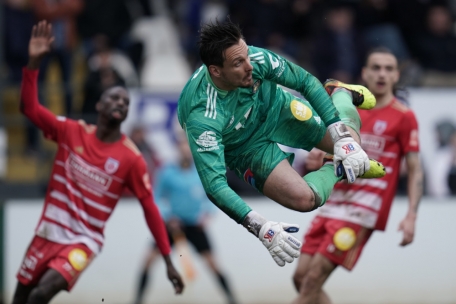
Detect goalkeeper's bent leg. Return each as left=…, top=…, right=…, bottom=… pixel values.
left=303, top=164, right=342, bottom=209
left=331, top=89, right=361, bottom=138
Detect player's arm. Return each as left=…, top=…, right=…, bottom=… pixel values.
left=398, top=112, right=422, bottom=246
left=21, top=20, right=62, bottom=138
left=127, top=157, right=184, bottom=294
left=185, top=116, right=302, bottom=266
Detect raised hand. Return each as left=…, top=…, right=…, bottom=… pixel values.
left=28, top=20, right=55, bottom=69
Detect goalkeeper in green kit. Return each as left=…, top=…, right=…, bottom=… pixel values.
left=178, top=19, right=385, bottom=267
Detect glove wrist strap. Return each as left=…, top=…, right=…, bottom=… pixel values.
left=242, top=211, right=267, bottom=237
left=328, top=122, right=351, bottom=143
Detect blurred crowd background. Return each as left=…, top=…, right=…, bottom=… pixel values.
left=1, top=0, right=456, bottom=199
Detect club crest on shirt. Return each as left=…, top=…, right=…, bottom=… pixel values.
left=373, top=120, right=388, bottom=135
left=104, top=157, right=120, bottom=174
left=252, top=79, right=261, bottom=94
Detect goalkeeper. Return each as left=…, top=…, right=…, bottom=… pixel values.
left=177, top=19, right=385, bottom=267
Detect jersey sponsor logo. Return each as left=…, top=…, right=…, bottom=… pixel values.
left=243, top=168, right=256, bottom=189
left=68, top=248, right=88, bottom=271
left=333, top=227, right=357, bottom=251
left=252, top=79, right=261, bottom=94
left=264, top=229, right=275, bottom=242
left=67, top=153, right=112, bottom=190
left=249, top=51, right=265, bottom=64
left=196, top=131, right=219, bottom=152
left=104, top=157, right=120, bottom=174
left=205, top=84, right=217, bottom=119
left=373, top=120, right=388, bottom=135
left=361, top=134, right=386, bottom=154
left=291, top=100, right=312, bottom=121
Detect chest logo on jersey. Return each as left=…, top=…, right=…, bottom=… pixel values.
left=291, top=100, right=312, bottom=121
left=104, top=157, right=120, bottom=174
left=373, top=120, right=388, bottom=135
left=252, top=79, right=261, bottom=94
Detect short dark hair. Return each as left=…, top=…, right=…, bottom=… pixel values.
left=364, top=46, right=396, bottom=66
left=198, top=19, right=244, bottom=67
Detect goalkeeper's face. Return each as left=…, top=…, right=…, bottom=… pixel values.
left=212, top=39, right=254, bottom=90
left=362, top=52, right=399, bottom=97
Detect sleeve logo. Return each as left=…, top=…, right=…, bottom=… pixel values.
left=196, top=131, right=219, bottom=152
left=291, top=100, right=312, bottom=121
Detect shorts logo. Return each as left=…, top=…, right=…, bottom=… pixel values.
left=291, top=100, right=312, bottom=121
left=104, top=157, right=119, bottom=174
left=333, top=227, right=356, bottom=251
left=68, top=249, right=88, bottom=271
left=342, top=143, right=355, bottom=154
left=264, top=229, right=275, bottom=242
left=243, top=168, right=256, bottom=189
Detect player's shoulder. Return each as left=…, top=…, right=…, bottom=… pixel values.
left=76, top=119, right=97, bottom=133
left=119, top=136, right=142, bottom=158
left=390, top=98, right=413, bottom=114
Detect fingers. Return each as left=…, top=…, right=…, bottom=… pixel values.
left=342, top=161, right=356, bottom=183
left=171, top=277, right=184, bottom=294
left=281, top=241, right=300, bottom=258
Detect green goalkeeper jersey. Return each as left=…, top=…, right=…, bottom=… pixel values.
left=177, top=45, right=341, bottom=223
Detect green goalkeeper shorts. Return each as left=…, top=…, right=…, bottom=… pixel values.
left=225, top=95, right=326, bottom=193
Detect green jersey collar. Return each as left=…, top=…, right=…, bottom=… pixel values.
left=205, top=66, right=229, bottom=98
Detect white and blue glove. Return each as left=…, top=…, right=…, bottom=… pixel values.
left=328, top=122, right=370, bottom=183
left=243, top=211, right=302, bottom=267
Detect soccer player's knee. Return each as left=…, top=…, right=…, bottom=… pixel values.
left=292, top=271, right=305, bottom=292
left=28, top=287, right=50, bottom=303
left=300, top=269, right=325, bottom=293
left=293, top=190, right=316, bottom=212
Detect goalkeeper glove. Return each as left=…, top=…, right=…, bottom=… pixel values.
left=243, top=211, right=302, bottom=267
left=327, top=122, right=370, bottom=183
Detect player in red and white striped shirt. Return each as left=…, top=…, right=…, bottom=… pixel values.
left=13, top=21, right=184, bottom=304
left=292, top=47, right=424, bottom=304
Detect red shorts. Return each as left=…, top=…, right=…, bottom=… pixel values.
left=301, top=216, right=373, bottom=270
left=17, top=236, right=95, bottom=291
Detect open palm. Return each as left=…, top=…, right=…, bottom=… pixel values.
left=29, top=20, right=54, bottom=59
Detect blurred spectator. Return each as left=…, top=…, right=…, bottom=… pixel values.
left=30, top=0, right=84, bottom=117
left=77, top=0, right=144, bottom=69
left=312, top=3, right=365, bottom=83
left=3, top=0, right=35, bottom=83
left=356, top=0, right=411, bottom=62
left=87, top=35, right=139, bottom=87
left=428, top=121, right=456, bottom=197
left=414, top=4, right=456, bottom=86
left=448, top=132, right=456, bottom=195
left=130, top=125, right=161, bottom=185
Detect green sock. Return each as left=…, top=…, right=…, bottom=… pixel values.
left=304, top=164, right=342, bottom=207
left=331, top=90, right=361, bottom=135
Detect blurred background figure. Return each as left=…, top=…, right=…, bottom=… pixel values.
left=133, top=137, right=238, bottom=304
left=414, top=4, right=456, bottom=86
left=312, top=2, right=365, bottom=83
left=428, top=120, right=456, bottom=197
